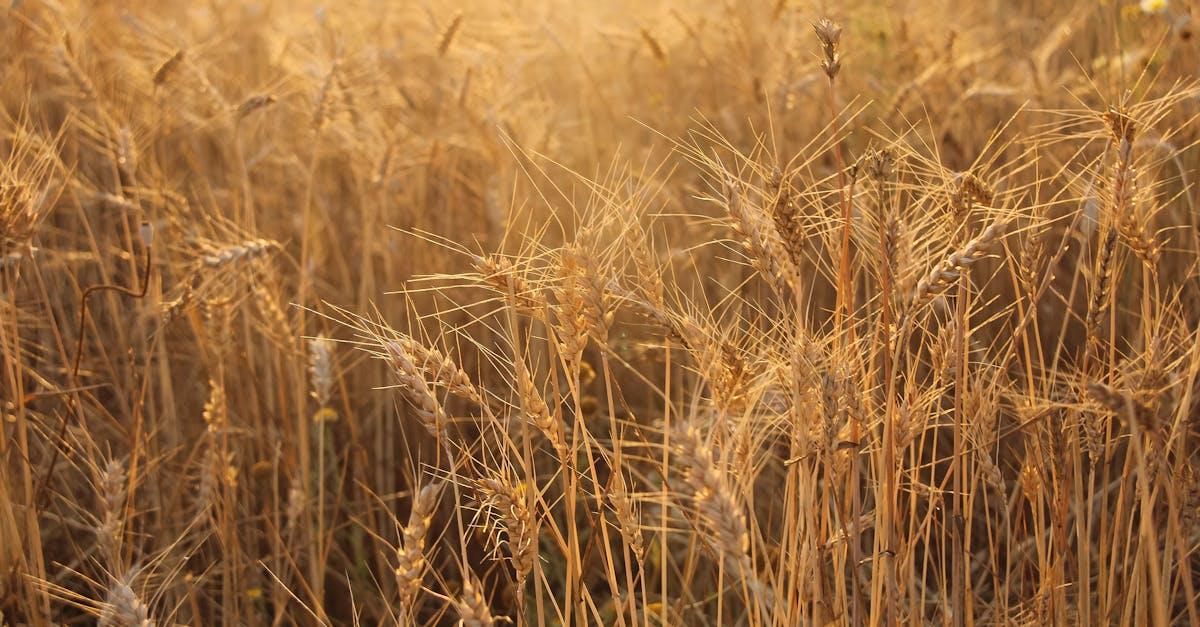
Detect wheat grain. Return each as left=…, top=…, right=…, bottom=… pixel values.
left=395, top=481, right=442, bottom=612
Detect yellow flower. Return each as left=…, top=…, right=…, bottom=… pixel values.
left=312, top=406, right=339, bottom=423
left=1140, top=0, right=1168, bottom=14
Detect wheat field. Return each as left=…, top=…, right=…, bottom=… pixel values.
left=1, top=0, right=1198, bottom=624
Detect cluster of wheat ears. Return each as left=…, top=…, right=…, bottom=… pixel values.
left=1, top=0, right=1199, bottom=625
